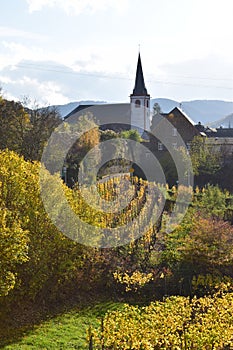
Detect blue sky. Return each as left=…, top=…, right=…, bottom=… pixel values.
left=0, top=0, right=233, bottom=106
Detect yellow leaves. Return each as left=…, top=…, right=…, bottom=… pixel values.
left=0, top=271, right=16, bottom=297
left=192, top=274, right=233, bottom=295
left=93, top=293, right=233, bottom=349
left=0, top=207, right=29, bottom=296
left=0, top=150, right=45, bottom=296
left=113, top=270, right=153, bottom=292
left=71, top=175, right=158, bottom=232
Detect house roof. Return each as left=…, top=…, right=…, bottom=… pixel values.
left=131, top=53, right=149, bottom=96
left=211, top=127, right=233, bottom=138
left=170, top=107, right=196, bottom=126
left=194, top=122, right=233, bottom=138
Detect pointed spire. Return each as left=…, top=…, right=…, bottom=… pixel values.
left=132, top=53, right=149, bottom=96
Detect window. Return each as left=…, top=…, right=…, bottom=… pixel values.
left=135, top=99, right=141, bottom=108
left=173, top=128, right=177, bottom=136
left=145, top=100, right=149, bottom=108
left=158, top=142, right=163, bottom=151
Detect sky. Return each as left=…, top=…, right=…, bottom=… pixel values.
left=0, top=0, right=233, bottom=106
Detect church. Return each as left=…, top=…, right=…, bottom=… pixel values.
left=65, top=53, right=151, bottom=133
left=63, top=54, right=233, bottom=188
left=65, top=53, right=202, bottom=150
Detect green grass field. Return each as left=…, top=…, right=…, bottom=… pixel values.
left=0, top=302, right=123, bottom=349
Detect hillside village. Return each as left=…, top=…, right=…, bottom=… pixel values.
left=59, top=53, right=233, bottom=190
left=1, top=0, right=233, bottom=346
left=0, top=54, right=233, bottom=191
left=62, top=53, right=233, bottom=157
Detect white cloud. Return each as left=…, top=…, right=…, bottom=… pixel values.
left=0, top=26, right=45, bottom=40
left=2, top=41, right=44, bottom=58
left=0, top=41, right=46, bottom=71
left=26, top=0, right=128, bottom=15
left=26, top=0, right=53, bottom=12
left=0, top=74, right=69, bottom=106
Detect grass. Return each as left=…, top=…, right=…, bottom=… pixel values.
left=0, top=302, right=124, bottom=349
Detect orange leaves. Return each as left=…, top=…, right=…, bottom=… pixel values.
left=180, top=216, right=233, bottom=269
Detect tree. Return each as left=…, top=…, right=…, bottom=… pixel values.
left=159, top=209, right=233, bottom=296
left=190, top=136, right=221, bottom=176
left=179, top=216, right=233, bottom=277
left=120, top=129, right=142, bottom=142
left=22, top=105, right=61, bottom=161
left=0, top=98, right=30, bottom=155
left=152, top=102, right=161, bottom=115
left=100, top=129, right=118, bottom=142
left=0, top=208, right=29, bottom=297
left=151, top=102, right=162, bottom=130
left=0, top=96, right=61, bottom=161
left=0, top=150, right=30, bottom=296
left=65, top=114, right=100, bottom=186
left=194, top=184, right=227, bottom=219
left=0, top=149, right=92, bottom=301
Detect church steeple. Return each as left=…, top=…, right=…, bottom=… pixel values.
left=130, top=53, right=151, bottom=134
left=132, top=53, right=148, bottom=96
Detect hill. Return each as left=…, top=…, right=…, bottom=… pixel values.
left=151, top=98, right=233, bottom=125
left=209, top=112, right=233, bottom=128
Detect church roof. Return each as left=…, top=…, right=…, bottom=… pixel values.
left=131, top=53, right=149, bottom=96
left=64, top=104, right=93, bottom=119
left=63, top=103, right=131, bottom=129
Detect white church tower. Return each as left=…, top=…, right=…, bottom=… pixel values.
left=130, top=53, right=150, bottom=134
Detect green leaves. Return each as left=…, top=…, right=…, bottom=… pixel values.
left=190, top=136, right=221, bottom=176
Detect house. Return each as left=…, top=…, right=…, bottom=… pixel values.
left=150, top=107, right=200, bottom=152
left=194, top=123, right=233, bottom=162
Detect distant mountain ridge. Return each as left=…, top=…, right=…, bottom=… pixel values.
left=151, top=99, right=233, bottom=125
left=208, top=112, right=233, bottom=128
left=52, top=99, right=233, bottom=126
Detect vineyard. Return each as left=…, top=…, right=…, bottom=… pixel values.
left=91, top=291, right=233, bottom=349
left=1, top=150, right=233, bottom=349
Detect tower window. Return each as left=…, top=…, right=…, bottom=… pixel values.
left=135, top=99, right=141, bottom=108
